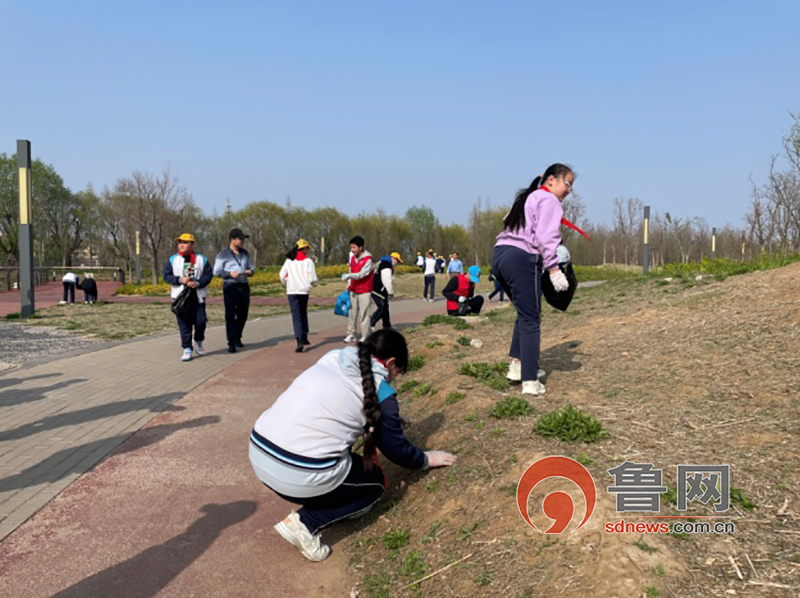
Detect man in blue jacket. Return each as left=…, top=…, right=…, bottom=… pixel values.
left=213, top=228, right=255, bottom=353
left=163, top=233, right=214, bottom=362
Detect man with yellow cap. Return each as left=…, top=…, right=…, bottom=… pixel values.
left=370, top=251, right=402, bottom=330
left=163, top=233, right=214, bottom=362
left=213, top=228, right=255, bottom=353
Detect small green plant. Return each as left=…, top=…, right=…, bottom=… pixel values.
left=492, top=427, right=505, bottom=438
left=509, top=454, right=519, bottom=464
left=460, top=521, right=480, bottom=540
left=422, top=521, right=443, bottom=544
left=661, top=484, right=678, bottom=505
left=447, top=467, right=459, bottom=484
left=476, top=570, right=495, bottom=586
left=426, top=341, right=444, bottom=349
left=464, top=413, right=478, bottom=422
left=445, top=392, right=466, bottom=405
left=407, top=355, right=425, bottom=372
left=535, top=404, right=610, bottom=443
left=413, top=383, right=433, bottom=398
left=644, top=586, right=660, bottom=598
left=403, top=550, right=429, bottom=579
left=634, top=540, right=659, bottom=553
left=489, top=396, right=534, bottom=419
left=457, top=335, right=471, bottom=346
left=730, top=486, right=756, bottom=511
left=363, top=573, right=391, bottom=598
left=382, top=528, right=410, bottom=550
left=475, top=421, right=486, bottom=429
left=652, top=563, right=666, bottom=577
left=422, top=314, right=473, bottom=330
left=398, top=380, right=420, bottom=394
left=500, top=483, right=517, bottom=497
left=460, top=361, right=509, bottom=391
left=574, top=452, right=596, bottom=467
left=426, top=480, right=439, bottom=493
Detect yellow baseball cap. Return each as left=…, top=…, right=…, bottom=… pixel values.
left=296, top=238, right=310, bottom=249
left=174, top=233, right=195, bottom=243
left=390, top=252, right=403, bottom=263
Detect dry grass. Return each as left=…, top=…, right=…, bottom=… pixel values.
left=342, top=264, right=800, bottom=597
left=12, top=302, right=305, bottom=340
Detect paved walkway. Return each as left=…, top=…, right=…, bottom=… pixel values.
left=0, top=281, right=122, bottom=317
left=0, top=299, right=445, bottom=596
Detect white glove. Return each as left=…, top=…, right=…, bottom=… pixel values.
left=425, top=450, right=457, bottom=468
left=458, top=296, right=467, bottom=304
left=550, top=269, right=569, bottom=292
left=341, top=273, right=351, bottom=282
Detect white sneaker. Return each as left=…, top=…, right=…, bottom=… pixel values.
left=181, top=348, right=192, bottom=362
left=274, top=512, right=330, bottom=562
left=58, top=300, right=67, bottom=305
left=522, top=380, right=546, bottom=396
left=194, top=341, right=205, bottom=356
left=343, top=334, right=357, bottom=343
left=507, top=362, right=545, bottom=381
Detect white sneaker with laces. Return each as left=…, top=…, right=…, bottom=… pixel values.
left=274, top=512, right=331, bottom=562
left=507, top=362, right=545, bottom=381
left=343, top=334, right=357, bottom=343
left=522, top=380, right=546, bottom=396
left=181, top=348, right=192, bottom=362
left=194, top=341, right=205, bottom=356
left=58, top=300, right=67, bottom=305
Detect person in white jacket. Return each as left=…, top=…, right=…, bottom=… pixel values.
left=280, top=239, right=319, bottom=353
left=370, top=252, right=401, bottom=330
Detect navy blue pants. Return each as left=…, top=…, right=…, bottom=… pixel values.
left=62, top=282, right=75, bottom=303
left=370, top=295, right=391, bottom=328
left=423, top=275, right=435, bottom=299
left=489, top=279, right=505, bottom=301
left=276, top=453, right=386, bottom=535
left=223, top=284, right=250, bottom=346
left=288, top=294, right=310, bottom=339
left=491, top=245, right=543, bottom=381
left=177, top=303, right=207, bottom=349
left=447, top=295, right=485, bottom=316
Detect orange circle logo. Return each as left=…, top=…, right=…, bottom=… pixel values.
left=517, top=456, right=597, bottom=534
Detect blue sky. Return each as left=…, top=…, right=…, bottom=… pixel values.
left=2, top=1, right=799, bottom=229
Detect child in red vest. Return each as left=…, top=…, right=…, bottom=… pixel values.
left=341, top=236, right=374, bottom=342
left=442, top=265, right=484, bottom=316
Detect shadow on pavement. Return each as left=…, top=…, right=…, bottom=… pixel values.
left=0, top=416, right=221, bottom=492
left=0, top=378, right=89, bottom=409
left=0, top=393, right=186, bottom=442
left=51, top=500, right=258, bottom=598
left=0, top=372, right=61, bottom=391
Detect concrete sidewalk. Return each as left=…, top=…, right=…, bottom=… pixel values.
left=0, top=281, right=121, bottom=317
left=0, top=299, right=445, bottom=596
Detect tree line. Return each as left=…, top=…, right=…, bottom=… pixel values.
left=1, top=115, right=798, bottom=283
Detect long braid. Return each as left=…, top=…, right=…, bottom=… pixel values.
left=358, top=341, right=381, bottom=469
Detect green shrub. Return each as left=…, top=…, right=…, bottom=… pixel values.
left=382, top=528, right=410, bottom=550
left=655, top=254, right=800, bottom=279
left=413, top=383, right=433, bottom=397
left=426, top=341, right=444, bottom=348
left=488, top=396, right=534, bottom=419
left=398, top=380, right=420, bottom=394
left=535, top=404, right=610, bottom=443
left=730, top=486, right=756, bottom=511
left=407, top=355, right=425, bottom=372
left=457, top=335, right=471, bottom=346
left=445, top=392, right=466, bottom=405
left=459, top=361, right=509, bottom=391
left=421, top=314, right=473, bottom=330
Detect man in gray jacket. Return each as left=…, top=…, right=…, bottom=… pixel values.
left=213, top=228, right=254, bottom=353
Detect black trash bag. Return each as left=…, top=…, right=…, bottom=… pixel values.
left=171, top=285, right=199, bottom=322
left=542, top=261, right=578, bottom=312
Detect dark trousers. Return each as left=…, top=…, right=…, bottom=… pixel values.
left=82, top=291, right=97, bottom=302
left=288, top=294, right=309, bottom=339
left=423, top=275, right=435, bottom=299
left=491, top=245, right=543, bottom=382
left=447, top=295, right=485, bottom=316
left=489, top=280, right=505, bottom=302
left=370, top=295, right=391, bottom=328
left=276, top=454, right=386, bottom=535
left=223, top=284, right=250, bottom=346
left=177, top=303, right=207, bottom=349
left=62, top=282, right=75, bottom=303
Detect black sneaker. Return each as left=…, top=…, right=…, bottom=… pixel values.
left=228, top=345, right=237, bottom=353
left=301, top=335, right=311, bottom=346
left=236, top=340, right=244, bottom=348
left=295, top=340, right=304, bottom=353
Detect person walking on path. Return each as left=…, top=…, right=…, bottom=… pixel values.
left=280, top=239, right=318, bottom=353
left=422, top=250, right=436, bottom=302
left=447, top=252, right=464, bottom=278
left=442, top=265, right=485, bottom=316
left=164, top=233, right=213, bottom=362
left=249, top=329, right=457, bottom=562
left=371, top=252, right=402, bottom=330
left=491, top=163, right=573, bottom=396
left=488, top=268, right=505, bottom=303
left=341, top=236, right=374, bottom=343
left=415, top=251, right=424, bottom=271
left=59, top=272, right=78, bottom=305
left=213, top=228, right=254, bottom=353
left=78, top=273, right=98, bottom=304
left=435, top=253, right=445, bottom=274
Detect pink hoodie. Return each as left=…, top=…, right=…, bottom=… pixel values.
left=494, top=188, right=563, bottom=270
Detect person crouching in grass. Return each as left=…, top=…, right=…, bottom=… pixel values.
left=249, top=329, right=457, bottom=561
